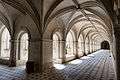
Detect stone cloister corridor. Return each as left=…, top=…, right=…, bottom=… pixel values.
left=0, top=0, right=120, bottom=80
left=0, top=50, right=116, bottom=80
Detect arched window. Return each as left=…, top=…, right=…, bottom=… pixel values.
left=92, top=40, right=95, bottom=52
left=85, top=37, right=89, bottom=55
left=78, top=34, right=84, bottom=57
left=89, top=39, right=92, bottom=53
left=53, top=34, right=59, bottom=63
left=20, top=33, right=28, bottom=61
left=66, top=31, right=74, bottom=56
left=1, top=28, right=10, bottom=59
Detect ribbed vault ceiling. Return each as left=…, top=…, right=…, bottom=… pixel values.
left=0, top=0, right=116, bottom=43
left=45, top=0, right=113, bottom=43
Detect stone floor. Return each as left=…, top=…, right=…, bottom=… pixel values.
left=0, top=50, right=116, bottom=80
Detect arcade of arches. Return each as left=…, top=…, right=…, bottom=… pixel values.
left=0, top=0, right=120, bottom=80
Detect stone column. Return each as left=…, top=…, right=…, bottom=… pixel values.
left=83, top=41, right=86, bottom=56
left=85, top=41, right=89, bottom=55
left=59, top=40, right=66, bottom=63
left=28, top=38, right=42, bottom=73
left=81, top=41, right=84, bottom=56
left=88, top=42, right=90, bottom=54
left=114, top=25, right=120, bottom=80
left=75, top=41, right=79, bottom=58
left=9, top=39, right=16, bottom=67
left=42, top=39, right=53, bottom=70
left=89, top=40, right=92, bottom=53
left=93, top=41, right=95, bottom=52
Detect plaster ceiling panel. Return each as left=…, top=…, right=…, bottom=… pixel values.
left=74, top=21, right=91, bottom=27
left=0, top=21, right=4, bottom=27
left=59, top=12, right=73, bottom=25
left=30, top=0, right=41, bottom=17
left=0, top=3, right=7, bottom=14
left=16, top=0, right=27, bottom=4
left=89, top=31, right=99, bottom=36
left=92, top=22, right=105, bottom=28
left=0, top=3, right=11, bottom=22
left=44, top=0, right=57, bottom=17
left=91, top=33, right=107, bottom=40
left=89, top=17, right=104, bottom=23
left=92, top=34, right=102, bottom=40
left=84, top=10, right=93, bottom=14
left=17, top=0, right=34, bottom=14
left=87, top=7, right=111, bottom=29
left=73, top=17, right=106, bottom=32
left=69, top=16, right=86, bottom=27
left=89, top=17, right=107, bottom=28
left=2, top=3, right=21, bottom=20
left=69, top=11, right=83, bottom=22
left=50, top=0, right=74, bottom=17
left=7, top=0, right=34, bottom=15
left=74, top=21, right=92, bottom=32
left=77, top=0, right=96, bottom=4
left=83, top=29, right=98, bottom=38
left=83, top=28, right=96, bottom=34
left=92, top=23, right=107, bottom=32
left=94, top=25, right=106, bottom=32
left=89, top=7, right=107, bottom=16
left=46, top=19, right=61, bottom=37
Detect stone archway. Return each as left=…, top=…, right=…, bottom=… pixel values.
left=20, top=33, right=28, bottom=61
left=66, top=30, right=75, bottom=56
left=78, top=34, right=84, bottom=57
left=0, top=27, right=11, bottom=60
left=85, top=37, right=90, bottom=55
left=65, top=30, right=76, bottom=61
left=16, top=31, right=29, bottom=66
left=101, top=41, right=110, bottom=50
left=53, top=33, right=59, bottom=63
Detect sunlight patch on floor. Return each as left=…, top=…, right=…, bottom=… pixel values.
left=87, top=54, right=95, bottom=57
left=69, top=59, right=83, bottom=64
left=54, top=64, right=66, bottom=70
left=81, top=56, right=91, bottom=59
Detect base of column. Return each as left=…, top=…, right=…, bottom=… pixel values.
left=26, top=60, right=35, bottom=74
left=83, top=53, right=87, bottom=56
left=42, top=62, right=53, bottom=71
left=9, top=60, right=16, bottom=67
left=26, top=61, right=43, bottom=73
left=34, top=62, right=42, bottom=73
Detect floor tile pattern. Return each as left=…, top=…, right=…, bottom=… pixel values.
left=0, top=50, right=116, bottom=80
